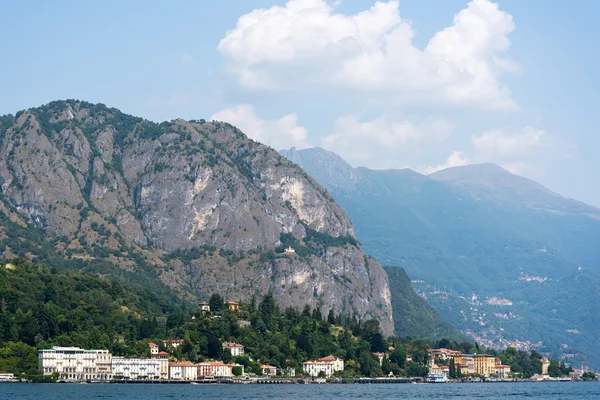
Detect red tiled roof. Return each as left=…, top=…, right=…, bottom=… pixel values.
left=318, top=355, right=341, bottom=362
left=169, top=361, right=196, bottom=367
left=222, top=342, right=244, bottom=347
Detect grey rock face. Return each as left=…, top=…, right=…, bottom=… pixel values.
left=0, top=100, right=394, bottom=335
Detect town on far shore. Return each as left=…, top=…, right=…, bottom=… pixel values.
left=1, top=295, right=596, bottom=384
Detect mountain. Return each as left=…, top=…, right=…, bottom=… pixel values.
left=0, top=100, right=393, bottom=335
left=282, top=147, right=600, bottom=368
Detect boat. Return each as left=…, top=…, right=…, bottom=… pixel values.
left=426, top=374, right=448, bottom=383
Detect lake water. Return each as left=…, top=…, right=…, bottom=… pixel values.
left=1, top=382, right=598, bottom=400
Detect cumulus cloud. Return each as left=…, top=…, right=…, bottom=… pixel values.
left=421, top=151, right=471, bottom=175
left=211, top=105, right=310, bottom=151
left=218, top=0, right=517, bottom=109
left=321, top=114, right=454, bottom=169
left=471, top=127, right=548, bottom=158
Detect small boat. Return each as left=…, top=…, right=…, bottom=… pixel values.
left=426, top=374, right=448, bottom=383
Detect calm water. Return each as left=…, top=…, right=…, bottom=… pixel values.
left=1, top=382, right=598, bottom=400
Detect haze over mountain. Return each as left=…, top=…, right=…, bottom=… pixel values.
left=282, top=147, right=600, bottom=368
left=0, top=100, right=402, bottom=334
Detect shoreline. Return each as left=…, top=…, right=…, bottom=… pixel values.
left=1, top=378, right=585, bottom=385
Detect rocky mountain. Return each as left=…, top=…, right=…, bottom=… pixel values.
left=0, top=100, right=393, bottom=335
left=282, top=147, right=600, bottom=368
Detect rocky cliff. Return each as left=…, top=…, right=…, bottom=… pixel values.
left=0, top=100, right=393, bottom=335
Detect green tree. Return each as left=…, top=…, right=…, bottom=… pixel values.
left=389, top=345, right=407, bottom=368
left=382, top=354, right=391, bottom=375
left=209, top=294, right=223, bottom=312
left=222, top=348, right=232, bottom=364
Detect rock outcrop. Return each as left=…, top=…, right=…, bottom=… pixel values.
left=0, top=100, right=394, bottom=335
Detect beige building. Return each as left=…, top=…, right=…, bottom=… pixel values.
left=153, top=351, right=169, bottom=380
left=38, top=347, right=111, bottom=381
left=169, top=361, right=198, bottom=380
left=197, top=361, right=241, bottom=377
left=261, top=364, right=277, bottom=375
left=542, top=357, right=550, bottom=375
left=148, top=342, right=159, bottom=356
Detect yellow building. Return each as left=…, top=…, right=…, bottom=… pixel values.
left=473, top=354, right=496, bottom=377
left=451, top=354, right=497, bottom=377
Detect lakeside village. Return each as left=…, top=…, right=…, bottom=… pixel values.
left=1, top=295, right=596, bottom=384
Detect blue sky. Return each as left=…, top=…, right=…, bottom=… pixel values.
left=1, top=0, right=599, bottom=206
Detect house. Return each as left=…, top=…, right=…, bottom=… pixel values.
left=169, top=361, right=198, bottom=380
left=302, top=355, right=344, bottom=378
left=261, top=364, right=277, bottom=376
left=197, top=361, right=242, bottom=377
left=222, top=342, right=245, bottom=357
left=199, top=302, right=210, bottom=313
left=495, top=363, right=511, bottom=378
left=284, top=247, right=295, bottom=253
left=428, top=356, right=446, bottom=376
left=148, top=342, right=159, bottom=356
left=373, top=352, right=385, bottom=366
left=225, top=301, right=241, bottom=312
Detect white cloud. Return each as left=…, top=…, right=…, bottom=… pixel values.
left=321, top=114, right=454, bottom=169
left=179, top=53, right=195, bottom=67
left=211, top=105, right=310, bottom=150
left=218, top=0, right=517, bottom=109
left=421, top=151, right=471, bottom=175
left=471, top=127, right=548, bottom=158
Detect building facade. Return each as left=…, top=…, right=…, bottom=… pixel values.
left=38, top=347, right=111, bottom=381
left=222, top=342, right=245, bottom=356
left=197, top=361, right=240, bottom=377
left=302, top=355, right=344, bottom=377
left=169, top=361, right=197, bottom=380
left=112, top=357, right=161, bottom=380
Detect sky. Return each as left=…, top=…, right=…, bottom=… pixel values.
left=1, top=0, right=599, bottom=206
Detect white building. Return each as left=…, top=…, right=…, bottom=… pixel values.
left=261, top=364, right=277, bottom=376
left=112, top=357, right=161, bottom=380
left=169, top=361, right=197, bottom=380
left=222, top=342, right=245, bottom=357
left=302, top=355, right=344, bottom=378
left=38, top=347, right=111, bottom=381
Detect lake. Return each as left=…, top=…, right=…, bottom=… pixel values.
left=1, top=382, right=598, bottom=399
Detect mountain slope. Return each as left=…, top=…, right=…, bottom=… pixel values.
left=282, top=147, right=600, bottom=367
left=0, top=101, right=393, bottom=334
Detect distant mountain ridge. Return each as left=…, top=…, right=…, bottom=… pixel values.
left=282, top=147, right=600, bottom=368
